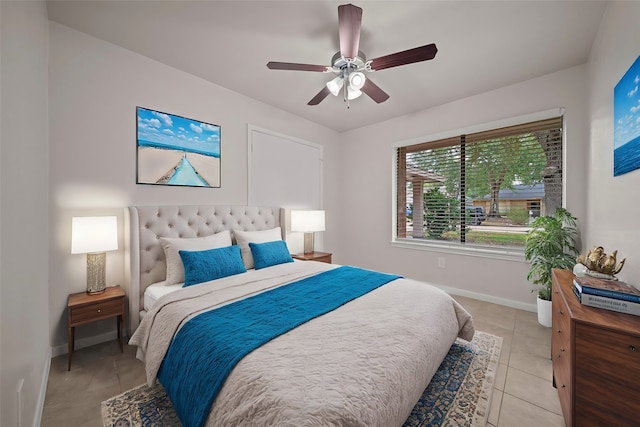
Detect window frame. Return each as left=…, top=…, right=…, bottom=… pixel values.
left=390, top=108, right=565, bottom=262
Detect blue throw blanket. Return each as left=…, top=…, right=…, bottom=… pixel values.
left=157, top=265, right=401, bottom=427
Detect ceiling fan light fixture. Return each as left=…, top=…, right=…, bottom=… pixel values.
left=348, top=71, right=366, bottom=90
left=347, top=87, right=362, bottom=100
left=326, top=76, right=344, bottom=96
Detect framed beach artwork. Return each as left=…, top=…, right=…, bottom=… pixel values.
left=136, top=107, right=221, bottom=187
left=614, top=55, right=640, bottom=177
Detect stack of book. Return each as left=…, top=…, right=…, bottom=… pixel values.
left=573, top=275, right=640, bottom=316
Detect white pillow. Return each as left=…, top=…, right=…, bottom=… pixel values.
left=234, top=227, right=283, bottom=270
left=159, top=230, right=232, bottom=285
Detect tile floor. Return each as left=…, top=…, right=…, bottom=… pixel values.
left=41, top=296, right=564, bottom=426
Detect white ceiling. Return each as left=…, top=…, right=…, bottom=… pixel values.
left=46, top=1, right=607, bottom=132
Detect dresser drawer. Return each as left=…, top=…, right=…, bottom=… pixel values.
left=574, top=323, right=640, bottom=426
left=551, top=324, right=571, bottom=387
left=70, top=298, right=123, bottom=326
left=551, top=293, right=572, bottom=425
left=552, top=293, right=571, bottom=359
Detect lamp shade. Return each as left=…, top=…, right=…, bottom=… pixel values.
left=326, top=76, right=344, bottom=96
left=71, top=216, right=118, bottom=254
left=291, top=210, right=325, bottom=233
left=347, top=87, right=362, bottom=100
left=349, top=72, right=366, bottom=90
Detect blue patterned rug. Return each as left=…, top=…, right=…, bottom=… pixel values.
left=102, top=331, right=501, bottom=427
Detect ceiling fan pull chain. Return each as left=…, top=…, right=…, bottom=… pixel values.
left=344, top=79, right=351, bottom=109
left=343, top=80, right=347, bottom=103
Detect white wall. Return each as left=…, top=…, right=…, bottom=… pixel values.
left=1, top=2, right=51, bottom=426
left=335, top=65, right=590, bottom=308
left=586, top=2, right=640, bottom=286
left=48, top=22, right=341, bottom=349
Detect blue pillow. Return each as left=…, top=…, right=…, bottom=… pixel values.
left=179, top=245, right=246, bottom=287
left=249, top=240, right=293, bottom=270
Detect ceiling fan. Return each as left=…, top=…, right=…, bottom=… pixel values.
left=266, top=3, right=438, bottom=107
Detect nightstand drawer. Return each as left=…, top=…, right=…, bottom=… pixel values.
left=70, top=298, right=123, bottom=325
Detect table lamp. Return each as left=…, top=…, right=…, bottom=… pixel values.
left=291, top=210, right=325, bottom=254
left=71, top=216, right=118, bottom=294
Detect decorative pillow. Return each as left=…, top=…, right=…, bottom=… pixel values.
left=160, top=230, right=232, bottom=285
left=249, top=240, right=294, bottom=270
left=179, top=245, right=246, bottom=287
left=234, top=227, right=283, bottom=270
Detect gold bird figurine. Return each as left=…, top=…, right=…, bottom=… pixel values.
left=598, top=250, right=626, bottom=275
left=577, top=246, right=625, bottom=276
left=584, top=246, right=605, bottom=271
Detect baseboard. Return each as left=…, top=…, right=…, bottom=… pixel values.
left=34, top=349, right=52, bottom=427
left=51, top=330, right=127, bottom=358
left=436, top=284, right=537, bottom=313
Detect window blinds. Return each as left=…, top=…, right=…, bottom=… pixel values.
left=396, top=117, right=563, bottom=248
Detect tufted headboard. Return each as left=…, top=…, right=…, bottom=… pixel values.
left=124, top=205, right=282, bottom=333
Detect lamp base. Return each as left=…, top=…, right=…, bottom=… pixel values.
left=86, top=252, right=107, bottom=294
left=303, top=232, right=315, bottom=254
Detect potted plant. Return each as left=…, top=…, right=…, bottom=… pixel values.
left=524, top=208, right=578, bottom=326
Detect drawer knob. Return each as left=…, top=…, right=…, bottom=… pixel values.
left=97, top=309, right=101, bottom=314
left=630, top=345, right=637, bottom=352
left=560, top=348, right=565, bottom=352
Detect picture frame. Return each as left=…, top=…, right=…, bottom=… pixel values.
left=613, top=55, right=640, bottom=177
left=136, top=107, right=221, bottom=187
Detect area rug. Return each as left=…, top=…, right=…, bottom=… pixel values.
left=102, top=331, right=501, bottom=427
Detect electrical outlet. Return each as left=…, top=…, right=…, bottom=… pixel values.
left=438, top=257, right=446, bottom=268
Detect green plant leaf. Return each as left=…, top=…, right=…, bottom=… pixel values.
left=524, top=208, right=579, bottom=301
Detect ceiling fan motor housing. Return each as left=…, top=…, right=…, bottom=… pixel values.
left=330, top=51, right=368, bottom=77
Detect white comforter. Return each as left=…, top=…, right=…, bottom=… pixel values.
left=129, top=261, right=474, bottom=427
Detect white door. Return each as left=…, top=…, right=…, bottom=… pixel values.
left=248, top=126, right=323, bottom=253
left=249, top=126, right=322, bottom=208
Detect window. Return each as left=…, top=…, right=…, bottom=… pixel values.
left=395, top=116, right=563, bottom=251
left=527, top=200, right=541, bottom=218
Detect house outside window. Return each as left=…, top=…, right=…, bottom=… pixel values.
left=394, top=116, right=563, bottom=253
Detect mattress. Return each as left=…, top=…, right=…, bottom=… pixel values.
left=143, top=281, right=183, bottom=312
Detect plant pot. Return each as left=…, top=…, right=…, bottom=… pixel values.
left=537, top=296, right=552, bottom=327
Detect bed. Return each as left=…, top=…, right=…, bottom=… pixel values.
left=125, top=205, right=475, bottom=427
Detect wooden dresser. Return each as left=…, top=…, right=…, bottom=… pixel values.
left=551, top=269, right=640, bottom=427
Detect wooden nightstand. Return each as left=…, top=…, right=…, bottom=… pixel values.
left=67, top=286, right=125, bottom=370
left=292, top=251, right=332, bottom=264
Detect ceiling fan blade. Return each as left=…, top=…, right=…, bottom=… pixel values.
left=369, top=43, right=438, bottom=71
left=308, top=87, right=331, bottom=106
left=361, top=78, right=390, bottom=104
left=338, top=4, right=363, bottom=59
left=267, top=62, right=328, bottom=72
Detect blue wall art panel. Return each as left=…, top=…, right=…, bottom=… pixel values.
left=614, top=56, right=640, bottom=177
left=137, top=107, right=221, bottom=187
